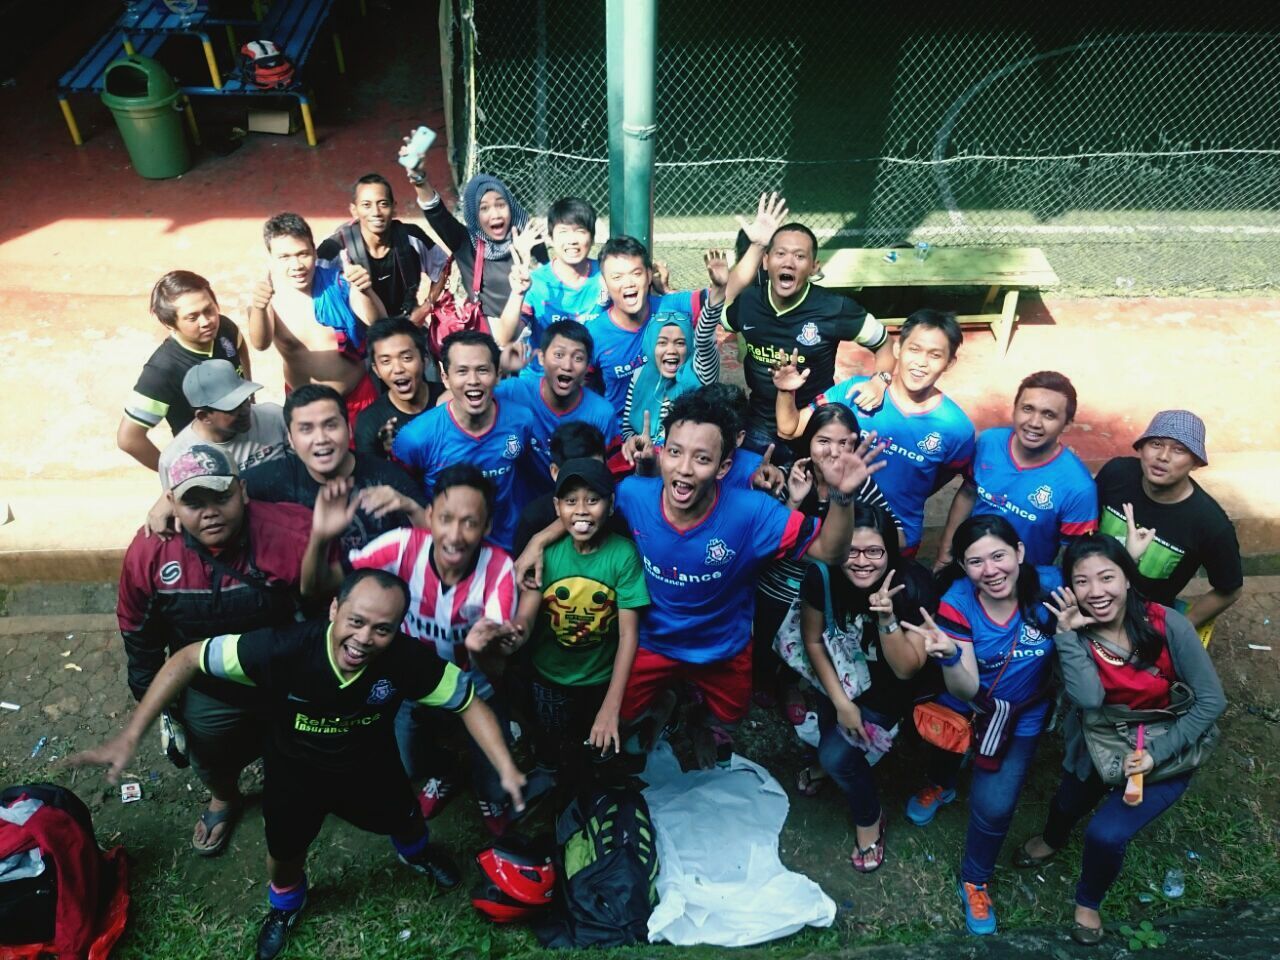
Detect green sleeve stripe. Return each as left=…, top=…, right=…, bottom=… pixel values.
left=415, top=661, right=472, bottom=712
left=127, top=391, right=169, bottom=417
left=123, top=410, right=160, bottom=429
left=202, top=634, right=254, bottom=686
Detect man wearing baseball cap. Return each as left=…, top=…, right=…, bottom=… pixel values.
left=158, top=359, right=289, bottom=485
left=118, top=443, right=318, bottom=856
left=1095, top=409, right=1242, bottom=643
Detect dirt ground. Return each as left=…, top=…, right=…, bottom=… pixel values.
left=0, top=580, right=1277, bottom=956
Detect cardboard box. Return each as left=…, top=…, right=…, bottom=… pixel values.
left=247, top=108, right=299, bottom=135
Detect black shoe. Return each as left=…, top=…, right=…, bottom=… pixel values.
left=256, top=897, right=305, bottom=960
left=399, top=844, right=461, bottom=889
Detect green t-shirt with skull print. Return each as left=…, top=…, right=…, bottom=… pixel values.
left=529, top=534, right=650, bottom=686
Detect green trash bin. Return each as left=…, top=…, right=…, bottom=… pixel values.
left=100, top=55, right=191, bottom=179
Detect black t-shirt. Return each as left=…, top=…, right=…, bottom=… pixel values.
left=800, top=559, right=938, bottom=722
left=725, top=283, right=883, bottom=433
left=353, top=392, right=432, bottom=460
left=200, top=619, right=473, bottom=773
left=243, top=452, right=426, bottom=555
left=317, top=221, right=438, bottom=318
left=1095, top=457, right=1243, bottom=605
left=513, top=493, right=632, bottom=557
left=125, top=316, right=245, bottom=434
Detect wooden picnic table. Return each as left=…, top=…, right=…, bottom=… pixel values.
left=814, top=246, right=1058, bottom=356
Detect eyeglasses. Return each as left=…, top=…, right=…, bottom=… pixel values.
left=847, top=546, right=886, bottom=560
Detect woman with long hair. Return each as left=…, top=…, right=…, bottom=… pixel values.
left=756, top=403, right=900, bottom=722
left=796, top=503, right=935, bottom=871
left=1013, top=534, right=1225, bottom=944
left=902, top=514, right=1061, bottom=936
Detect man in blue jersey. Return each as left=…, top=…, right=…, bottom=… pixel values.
left=495, top=321, right=619, bottom=499
left=519, top=386, right=884, bottom=767
left=493, top=197, right=607, bottom=377
left=935, top=370, right=1097, bottom=567
left=392, top=331, right=537, bottom=551
left=775, top=309, right=976, bottom=554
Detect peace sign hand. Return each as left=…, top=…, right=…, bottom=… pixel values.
left=750, top=443, right=787, bottom=496
left=785, top=456, right=813, bottom=504
left=902, top=608, right=957, bottom=660
left=622, top=410, right=655, bottom=465
left=772, top=349, right=809, bottom=392
left=1043, top=585, right=1096, bottom=632
left=868, top=568, right=905, bottom=619
left=1122, top=502, right=1156, bottom=561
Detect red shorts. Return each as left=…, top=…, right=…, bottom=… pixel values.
left=621, top=644, right=753, bottom=726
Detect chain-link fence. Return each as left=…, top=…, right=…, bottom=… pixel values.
left=440, top=1, right=1280, bottom=296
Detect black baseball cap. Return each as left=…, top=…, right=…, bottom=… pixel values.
left=554, top=458, right=615, bottom=498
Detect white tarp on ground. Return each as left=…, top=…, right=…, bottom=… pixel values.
left=641, top=742, right=836, bottom=946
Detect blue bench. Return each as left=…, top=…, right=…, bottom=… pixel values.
left=56, top=30, right=177, bottom=145
left=184, top=0, right=341, bottom=146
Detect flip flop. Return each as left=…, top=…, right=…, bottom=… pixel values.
left=796, top=766, right=828, bottom=797
left=192, top=803, right=240, bottom=858
left=850, top=811, right=888, bottom=873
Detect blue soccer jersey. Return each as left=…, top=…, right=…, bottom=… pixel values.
left=934, top=566, right=1062, bottom=736
left=967, top=427, right=1098, bottom=565
left=723, top=447, right=763, bottom=491
left=391, top=400, right=537, bottom=550
left=816, top=378, right=975, bottom=548
left=615, top=476, right=818, bottom=663
left=520, top=260, right=608, bottom=376
left=586, top=289, right=705, bottom=414
left=495, top=375, right=619, bottom=498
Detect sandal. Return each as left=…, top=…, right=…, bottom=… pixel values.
left=850, top=811, right=887, bottom=873
left=1012, top=835, right=1058, bottom=869
left=796, top=765, right=828, bottom=797
left=192, top=802, right=241, bottom=858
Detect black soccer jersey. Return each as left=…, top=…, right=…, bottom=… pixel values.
left=201, top=619, right=473, bottom=772
left=125, top=316, right=246, bottom=434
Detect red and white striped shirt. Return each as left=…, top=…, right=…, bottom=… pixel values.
left=348, top=529, right=517, bottom=679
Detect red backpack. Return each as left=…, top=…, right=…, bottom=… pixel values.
left=239, top=40, right=295, bottom=89
left=424, top=241, right=490, bottom=360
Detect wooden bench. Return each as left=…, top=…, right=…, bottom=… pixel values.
left=813, top=246, right=1058, bottom=356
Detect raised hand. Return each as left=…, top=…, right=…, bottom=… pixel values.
left=901, top=608, right=957, bottom=660
left=251, top=270, right=274, bottom=310
left=785, top=455, right=814, bottom=504
left=772, top=348, right=810, bottom=392
left=868, top=568, right=905, bottom=619
left=513, top=219, right=546, bottom=261
left=312, top=478, right=358, bottom=541
left=398, top=135, right=427, bottom=183
left=818, top=430, right=887, bottom=497
left=357, top=484, right=409, bottom=521
left=507, top=237, right=533, bottom=296
left=651, top=260, right=673, bottom=294
left=751, top=443, right=787, bottom=496
left=1043, top=585, right=1096, bottom=632
left=342, top=253, right=374, bottom=297
left=622, top=410, right=655, bottom=465
left=704, top=249, right=730, bottom=290
left=1122, top=502, right=1156, bottom=561
left=736, top=191, right=790, bottom=247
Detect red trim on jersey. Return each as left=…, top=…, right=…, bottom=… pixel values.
left=446, top=399, right=501, bottom=439
left=537, top=377, right=585, bottom=417
left=936, top=599, right=973, bottom=643
left=659, top=482, right=720, bottom=534
left=1006, top=432, right=1067, bottom=472
left=775, top=510, right=819, bottom=560
left=1060, top=519, right=1099, bottom=536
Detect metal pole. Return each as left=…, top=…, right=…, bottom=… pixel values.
left=620, top=0, right=657, bottom=251
left=533, top=0, right=549, bottom=211
left=605, top=0, right=626, bottom=238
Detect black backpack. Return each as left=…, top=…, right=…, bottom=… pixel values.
left=535, top=787, right=659, bottom=949
left=337, top=220, right=424, bottom=317
left=0, top=783, right=99, bottom=947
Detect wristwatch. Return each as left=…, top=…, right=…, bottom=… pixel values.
left=876, top=371, right=892, bottom=385
left=878, top=618, right=900, bottom=634
left=408, top=171, right=426, bottom=186
left=829, top=489, right=856, bottom=506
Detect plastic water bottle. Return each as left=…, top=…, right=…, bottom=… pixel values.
left=1162, top=867, right=1185, bottom=899
left=914, top=241, right=931, bottom=261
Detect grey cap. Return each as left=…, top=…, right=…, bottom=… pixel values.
left=167, top=444, right=239, bottom=499
left=183, top=359, right=261, bottom=412
left=1133, top=409, right=1208, bottom=465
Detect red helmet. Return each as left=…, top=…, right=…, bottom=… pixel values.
left=470, top=881, right=541, bottom=923
left=475, top=839, right=556, bottom=905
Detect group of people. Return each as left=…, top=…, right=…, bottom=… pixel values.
left=70, top=147, right=1241, bottom=957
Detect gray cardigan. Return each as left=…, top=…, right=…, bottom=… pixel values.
left=1056, top=606, right=1227, bottom=782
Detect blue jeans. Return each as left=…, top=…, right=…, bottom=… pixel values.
left=1041, top=769, right=1191, bottom=910
left=394, top=694, right=511, bottom=807
left=925, top=734, right=1042, bottom=884
left=815, top=698, right=892, bottom=828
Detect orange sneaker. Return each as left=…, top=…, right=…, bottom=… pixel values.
left=958, top=880, right=997, bottom=935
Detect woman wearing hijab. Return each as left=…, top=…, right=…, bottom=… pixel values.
left=401, top=153, right=548, bottom=322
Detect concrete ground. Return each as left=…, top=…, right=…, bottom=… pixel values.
left=1, top=1, right=1279, bottom=584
